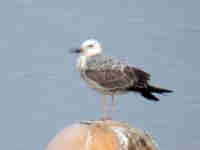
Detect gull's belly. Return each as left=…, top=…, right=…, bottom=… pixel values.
left=83, top=74, right=129, bottom=95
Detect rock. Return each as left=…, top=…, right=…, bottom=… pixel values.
left=46, top=120, right=159, bottom=150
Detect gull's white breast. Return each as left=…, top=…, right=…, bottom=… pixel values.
left=76, top=55, right=87, bottom=71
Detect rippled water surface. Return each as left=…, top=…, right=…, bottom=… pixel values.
left=0, top=0, right=200, bottom=150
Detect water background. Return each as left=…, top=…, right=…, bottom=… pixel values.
left=0, top=0, right=200, bottom=150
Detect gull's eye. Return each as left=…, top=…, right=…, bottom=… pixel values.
left=88, top=44, right=93, bottom=48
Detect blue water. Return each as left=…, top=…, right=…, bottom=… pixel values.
left=0, top=0, right=200, bottom=150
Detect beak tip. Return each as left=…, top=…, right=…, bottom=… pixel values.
left=69, top=48, right=82, bottom=54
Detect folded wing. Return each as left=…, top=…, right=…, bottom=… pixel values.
left=85, top=66, right=150, bottom=90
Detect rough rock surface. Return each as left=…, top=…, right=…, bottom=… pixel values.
left=46, top=120, right=159, bottom=150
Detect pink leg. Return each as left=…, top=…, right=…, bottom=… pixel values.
left=110, top=95, right=114, bottom=120
left=104, top=95, right=107, bottom=121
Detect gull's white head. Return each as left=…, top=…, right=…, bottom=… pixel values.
left=71, top=39, right=102, bottom=57
left=81, top=39, right=102, bottom=56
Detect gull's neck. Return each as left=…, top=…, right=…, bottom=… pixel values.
left=83, top=48, right=102, bottom=57
left=76, top=55, right=88, bottom=70
left=77, top=51, right=102, bottom=70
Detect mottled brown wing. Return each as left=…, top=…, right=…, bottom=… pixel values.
left=124, top=66, right=150, bottom=89
left=85, top=68, right=134, bottom=89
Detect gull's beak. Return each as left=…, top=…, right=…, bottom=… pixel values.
left=69, top=48, right=83, bottom=54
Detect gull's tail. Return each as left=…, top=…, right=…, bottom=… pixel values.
left=127, top=84, right=173, bottom=101
left=140, top=85, right=173, bottom=101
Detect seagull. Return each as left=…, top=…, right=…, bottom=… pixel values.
left=71, top=39, right=173, bottom=120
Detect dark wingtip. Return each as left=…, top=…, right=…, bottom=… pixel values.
left=166, top=89, right=173, bottom=93
left=141, top=92, right=160, bottom=102
left=161, top=88, right=173, bottom=93
left=148, top=85, right=173, bottom=94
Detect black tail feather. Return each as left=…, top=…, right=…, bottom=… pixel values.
left=141, top=91, right=159, bottom=101
left=141, top=85, right=173, bottom=101
left=127, top=84, right=173, bottom=102
left=148, top=85, right=173, bottom=94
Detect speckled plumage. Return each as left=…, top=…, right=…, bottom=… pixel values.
left=77, top=54, right=152, bottom=96
left=74, top=39, right=172, bottom=102
left=72, top=39, right=172, bottom=120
